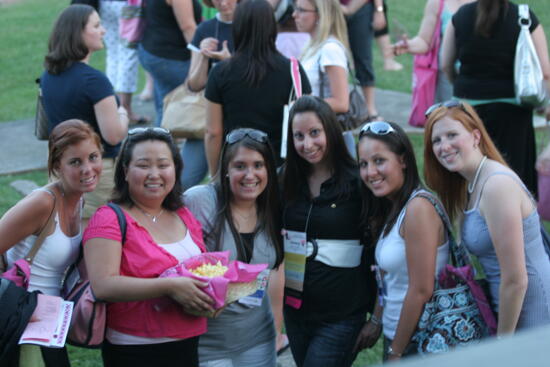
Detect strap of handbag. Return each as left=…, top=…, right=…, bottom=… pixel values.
left=289, top=57, right=302, bottom=101
left=107, top=202, right=127, bottom=244
left=24, top=188, right=58, bottom=264
left=414, top=191, right=472, bottom=269
left=318, top=56, right=359, bottom=99
left=518, top=4, right=531, bottom=27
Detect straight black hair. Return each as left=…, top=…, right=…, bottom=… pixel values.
left=282, top=95, right=357, bottom=203
left=357, top=122, right=422, bottom=243
left=211, top=130, right=284, bottom=268
left=229, top=0, right=281, bottom=86
left=112, top=130, right=184, bottom=211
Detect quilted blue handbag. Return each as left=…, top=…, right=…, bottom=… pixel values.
left=412, top=193, right=496, bottom=355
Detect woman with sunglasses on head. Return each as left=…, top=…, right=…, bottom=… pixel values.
left=424, top=101, right=550, bottom=334
left=281, top=96, right=375, bottom=367
left=83, top=127, right=214, bottom=367
left=205, top=0, right=311, bottom=175
left=183, top=128, right=284, bottom=366
left=440, top=0, right=550, bottom=196
left=357, top=120, right=449, bottom=361
left=41, top=5, right=129, bottom=221
left=0, top=119, right=103, bottom=366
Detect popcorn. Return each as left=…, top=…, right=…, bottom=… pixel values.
left=189, top=261, right=228, bottom=278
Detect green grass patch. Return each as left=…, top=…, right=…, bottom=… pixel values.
left=1, top=0, right=548, bottom=122
left=0, top=170, right=48, bottom=214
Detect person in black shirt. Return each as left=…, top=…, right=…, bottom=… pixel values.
left=204, top=0, right=311, bottom=173
left=280, top=96, right=375, bottom=367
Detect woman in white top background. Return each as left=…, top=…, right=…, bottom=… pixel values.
left=293, top=0, right=351, bottom=114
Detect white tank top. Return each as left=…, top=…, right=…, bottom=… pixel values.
left=6, top=190, right=82, bottom=296
left=375, top=190, right=450, bottom=340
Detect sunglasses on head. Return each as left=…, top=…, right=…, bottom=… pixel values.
left=425, top=100, right=470, bottom=117
left=128, top=127, right=171, bottom=136
left=226, top=128, right=268, bottom=145
left=359, top=121, right=396, bottom=139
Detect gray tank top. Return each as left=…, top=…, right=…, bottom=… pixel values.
left=461, top=172, right=550, bottom=330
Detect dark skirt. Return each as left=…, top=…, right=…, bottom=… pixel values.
left=474, top=102, right=537, bottom=197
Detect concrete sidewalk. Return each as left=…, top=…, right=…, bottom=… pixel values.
left=0, top=89, right=545, bottom=176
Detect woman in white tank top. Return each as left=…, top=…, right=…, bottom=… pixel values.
left=0, top=119, right=103, bottom=367
left=355, top=121, right=449, bottom=361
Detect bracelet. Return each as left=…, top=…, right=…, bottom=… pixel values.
left=387, top=346, right=402, bottom=357
left=369, top=314, right=382, bottom=326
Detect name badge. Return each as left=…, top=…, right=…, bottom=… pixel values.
left=283, top=229, right=307, bottom=292
left=239, top=269, right=270, bottom=307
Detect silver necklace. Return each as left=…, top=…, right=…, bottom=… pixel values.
left=467, top=155, right=487, bottom=194
left=135, top=205, right=164, bottom=223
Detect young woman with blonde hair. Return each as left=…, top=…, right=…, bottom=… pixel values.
left=424, top=101, right=550, bottom=334
left=293, top=0, right=351, bottom=114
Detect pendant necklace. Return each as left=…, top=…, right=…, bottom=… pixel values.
left=467, top=155, right=487, bottom=194
left=135, top=205, right=164, bottom=223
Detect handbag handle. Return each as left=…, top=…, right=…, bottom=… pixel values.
left=25, top=188, right=58, bottom=264
left=415, top=192, right=472, bottom=268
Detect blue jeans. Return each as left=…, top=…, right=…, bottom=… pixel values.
left=199, top=340, right=276, bottom=367
left=181, top=138, right=208, bottom=190
left=284, top=311, right=365, bottom=367
left=138, top=45, right=190, bottom=126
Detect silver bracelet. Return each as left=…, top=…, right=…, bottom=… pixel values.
left=369, top=314, right=381, bottom=326
left=387, top=346, right=402, bottom=357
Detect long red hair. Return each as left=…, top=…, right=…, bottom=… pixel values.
left=423, top=102, right=506, bottom=221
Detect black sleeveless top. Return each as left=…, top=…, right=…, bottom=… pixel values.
left=452, top=2, right=538, bottom=99
left=141, top=0, right=202, bottom=61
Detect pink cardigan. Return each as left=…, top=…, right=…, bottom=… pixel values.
left=83, top=205, right=207, bottom=339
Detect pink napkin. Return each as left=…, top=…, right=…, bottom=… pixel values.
left=160, top=251, right=267, bottom=309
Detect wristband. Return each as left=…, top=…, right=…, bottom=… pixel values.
left=387, top=346, right=402, bottom=357
left=369, top=314, right=381, bottom=326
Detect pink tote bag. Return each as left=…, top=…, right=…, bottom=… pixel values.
left=408, top=0, right=444, bottom=127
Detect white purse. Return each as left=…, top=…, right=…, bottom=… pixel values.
left=514, top=4, right=548, bottom=108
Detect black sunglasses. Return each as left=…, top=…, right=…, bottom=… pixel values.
left=425, top=100, right=470, bottom=117
left=226, top=128, right=268, bottom=145
left=128, top=127, right=171, bottom=136
left=359, top=121, right=396, bottom=139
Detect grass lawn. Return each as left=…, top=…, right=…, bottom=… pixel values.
left=1, top=0, right=549, bottom=122
left=1, top=0, right=550, bottom=365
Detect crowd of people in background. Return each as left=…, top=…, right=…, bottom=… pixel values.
left=2, top=0, right=550, bottom=366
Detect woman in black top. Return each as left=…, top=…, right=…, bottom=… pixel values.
left=440, top=0, right=550, bottom=195
left=138, top=0, right=202, bottom=126
left=280, top=96, right=375, bottom=367
left=204, top=0, right=311, bottom=174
